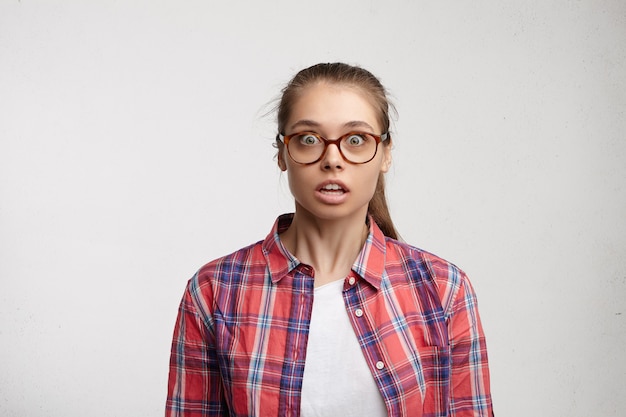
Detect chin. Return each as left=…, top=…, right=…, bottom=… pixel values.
left=295, top=201, right=368, bottom=222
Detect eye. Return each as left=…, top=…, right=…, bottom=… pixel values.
left=345, top=133, right=368, bottom=146
left=296, top=133, right=322, bottom=146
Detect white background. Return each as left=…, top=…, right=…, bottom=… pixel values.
left=1, top=1, right=625, bottom=416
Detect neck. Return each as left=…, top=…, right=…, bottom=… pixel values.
left=280, top=208, right=369, bottom=287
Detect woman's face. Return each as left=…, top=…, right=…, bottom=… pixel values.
left=278, top=82, right=391, bottom=222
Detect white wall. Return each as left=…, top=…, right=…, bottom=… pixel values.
left=1, top=1, right=624, bottom=416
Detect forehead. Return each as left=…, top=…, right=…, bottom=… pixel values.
left=287, top=82, right=381, bottom=132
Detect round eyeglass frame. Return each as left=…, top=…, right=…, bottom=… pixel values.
left=276, top=131, right=390, bottom=165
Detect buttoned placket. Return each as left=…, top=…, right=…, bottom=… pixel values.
left=282, top=265, right=316, bottom=417
left=342, top=276, right=391, bottom=411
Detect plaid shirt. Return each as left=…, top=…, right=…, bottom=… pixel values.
left=166, top=214, right=493, bottom=416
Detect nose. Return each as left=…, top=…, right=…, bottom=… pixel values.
left=321, top=143, right=345, bottom=170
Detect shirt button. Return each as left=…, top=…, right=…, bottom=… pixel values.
left=348, top=277, right=356, bottom=286
left=354, top=308, right=363, bottom=317
left=376, top=361, right=385, bottom=370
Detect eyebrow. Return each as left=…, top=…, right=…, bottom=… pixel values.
left=289, top=119, right=376, bottom=132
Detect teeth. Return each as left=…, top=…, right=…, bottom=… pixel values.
left=323, top=184, right=341, bottom=190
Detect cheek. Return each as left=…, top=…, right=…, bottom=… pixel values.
left=361, top=161, right=387, bottom=199
left=285, top=166, right=309, bottom=195
left=353, top=167, right=381, bottom=201
left=365, top=171, right=381, bottom=196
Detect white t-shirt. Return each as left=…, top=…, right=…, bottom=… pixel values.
left=300, top=278, right=388, bottom=417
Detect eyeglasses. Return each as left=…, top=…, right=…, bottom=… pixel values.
left=276, top=131, right=389, bottom=165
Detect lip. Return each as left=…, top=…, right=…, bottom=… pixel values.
left=315, top=179, right=349, bottom=205
left=316, top=179, right=349, bottom=192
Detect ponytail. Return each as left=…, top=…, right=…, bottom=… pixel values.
left=368, top=172, right=399, bottom=240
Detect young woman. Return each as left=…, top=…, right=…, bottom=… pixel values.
left=166, top=63, right=494, bottom=417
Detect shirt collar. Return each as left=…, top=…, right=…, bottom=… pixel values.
left=352, top=217, right=387, bottom=290
left=262, top=214, right=300, bottom=284
left=262, top=213, right=387, bottom=290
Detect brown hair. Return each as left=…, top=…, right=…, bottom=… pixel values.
left=276, top=62, right=399, bottom=240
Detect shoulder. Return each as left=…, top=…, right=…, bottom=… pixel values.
left=183, top=240, right=266, bottom=307
left=195, top=240, right=266, bottom=287
left=384, top=237, right=466, bottom=284
left=384, top=238, right=473, bottom=317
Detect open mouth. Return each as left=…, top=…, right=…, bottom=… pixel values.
left=320, top=183, right=346, bottom=194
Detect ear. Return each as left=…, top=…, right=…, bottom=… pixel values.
left=277, top=143, right=288, bottom=171
left=380, top=145, right=392, bottom=173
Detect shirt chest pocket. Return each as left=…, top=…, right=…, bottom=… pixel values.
left=376, top=343, right=450, bottom=416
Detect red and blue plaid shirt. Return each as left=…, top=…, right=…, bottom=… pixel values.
left=167, top=214, right=493, bottom=416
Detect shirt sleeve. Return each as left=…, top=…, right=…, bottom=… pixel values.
left=447, top=272, right=494, bottom=416
left=166, top=279, right=229, bottom=417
